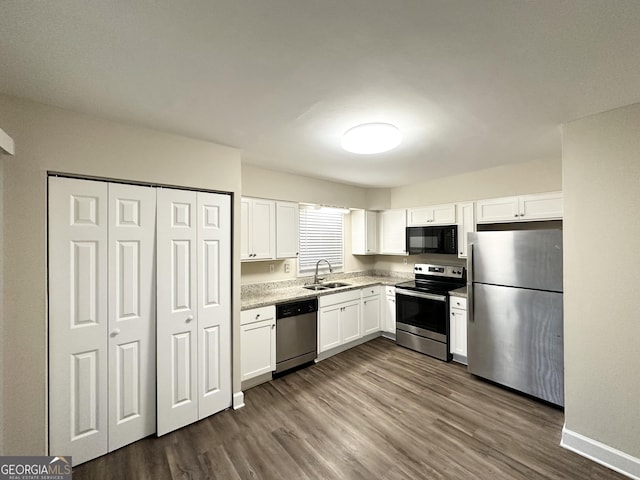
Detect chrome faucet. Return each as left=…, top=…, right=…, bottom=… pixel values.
left=314, top=259, right=333, bottom=285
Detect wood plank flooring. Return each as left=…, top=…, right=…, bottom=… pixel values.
left=73, top=338, right=625, bottom=479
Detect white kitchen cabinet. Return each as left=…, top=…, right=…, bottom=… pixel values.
left=378, top=209, right=407, bottom=255
left=407, top=203, right=456, bottom=226
left=240, top=306, right=276, bottom=381
left=449, top=296, right=467, bottom=364
left=456, top=202, right=475, bottom=259
left=318, top=289, right=362, bottom=353
left=476, top=192, right=563, bottom=223
left=361, top=286, right=382, bottom=335
left=241, top=197, right=276, bottom=261
left=352, top=209, right=378, bottom=255
left=383, top=286, right=396, bottom=338
left=276, top=201, right=299, bottom=259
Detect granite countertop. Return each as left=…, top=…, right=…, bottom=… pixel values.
left=449, top=286, right=468, bottom=298
left=241, top=273, right=407, bottom=310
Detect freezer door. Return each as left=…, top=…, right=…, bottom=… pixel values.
left=467, top=283, right=564, bottom=406
left=468, top=230, right=563, bottom=292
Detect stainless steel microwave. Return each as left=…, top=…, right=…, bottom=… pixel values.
left=406, top=225, right=458, bottom=255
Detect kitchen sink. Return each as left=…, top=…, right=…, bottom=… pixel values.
left=303, top=285, right=330, bottom=291
left=303, top=282, right=351, bottom=291
left=321, top=282, right=351, bottom=288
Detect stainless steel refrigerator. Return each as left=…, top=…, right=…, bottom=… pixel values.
left=467, top=229, right=564, bottom=406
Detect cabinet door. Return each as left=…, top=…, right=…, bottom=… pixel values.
left=362, top=295, right=381, bottom=335
left=352, top=210, right=377, bottom=255
left=240, top=198, right=251, bottom=260
left=240, top=319, right=275, bottom=380
left=407, top=206, right=433, bottom=226
left=107, top=183, right=157, bottom=452
left=432, top=204, right=456, bottom=225
left=384, top=292, right=396, bottom=334
left=156, top=188, right=199, bottom=436
left=379, top=209, right=407, bottom=254
left=476, top=196, right=520, bottom=223
left=456, top=202, right=475, bottom=258
left=341, top=301, right=361, bottom=344
left=365, top=211, right=378, bottom=254
left=276, top=201, right=299, bottom=258
left=519, top=192, right=563, bottom=220
left=250, top=198, right=275, bottom=260
left=450, top=308, right=467, bottom=360
left=196, top=192, right=232, bottom=419
left=319, top=305, right=341, bottom=352
left=49, top=177, right=109, bottom=465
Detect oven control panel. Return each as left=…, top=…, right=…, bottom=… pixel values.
left=414, top=263, right=465, bottom=279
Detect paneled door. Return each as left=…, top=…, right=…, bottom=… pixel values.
left=49, top=177, right=109, bottom=465
left=196, top=192, right=231, bottom=419
left=156, top=188, right=198, bottom=436
left=107, top=183, right=157, bottom=451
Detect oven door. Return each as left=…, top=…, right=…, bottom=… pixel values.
left=395, top=288, right=448, bottom=342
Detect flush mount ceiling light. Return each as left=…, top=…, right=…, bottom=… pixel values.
left=341, top=122, right=402, bottom=155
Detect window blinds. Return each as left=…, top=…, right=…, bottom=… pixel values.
left=298, top=207, right=344, bottom=274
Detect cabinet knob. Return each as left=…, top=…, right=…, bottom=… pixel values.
left=110, top=328, right=121, bottom=337
left=186, top=315, right=194, bottom=323
left=514, top=214, right=519, bottom=218
left=255, top=314, right=260, bottom=319
left=271, top=324, right=275, bottom=329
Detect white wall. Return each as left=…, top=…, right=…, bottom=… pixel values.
left=0, top=95, right=242, bottom=455
left=562, top=103, right=640, bottom=460
left=389, top=157, right=562, bottom=208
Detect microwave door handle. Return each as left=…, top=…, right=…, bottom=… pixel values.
left=396, top=289, right=447, bottom=302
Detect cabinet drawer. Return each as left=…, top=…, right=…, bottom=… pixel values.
left=319, top=289, right=361, bottom=308
left=450, top=297, right=467, bottom=310
left=361, top=285, right=382, bottom=298
left=241, top=305, right=275, bottom=325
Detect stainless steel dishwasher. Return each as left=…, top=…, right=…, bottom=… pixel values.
left=275, top=298, right=318, bottom=373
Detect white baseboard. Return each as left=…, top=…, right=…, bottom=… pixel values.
left=561, top=425, right=640, bottom=479
left=232, top=391, right=245, bottom=410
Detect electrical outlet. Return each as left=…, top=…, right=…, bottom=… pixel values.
left=403, top=257, right=407, bottom=264
left=269, top=264, right=274, bottom=273
left=284, top=263, right=291, bottom=273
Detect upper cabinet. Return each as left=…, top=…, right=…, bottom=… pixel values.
left=407, top=203, right=456, bottom=226
left=275, top=201, right=299, bottom=259
left=352, top=210, right=378, bottom=255
left=476, top=192, right=563, bottom=223
left=456, top=202, right=475, bottom=259
left=378, top=209, right=407, bottom=255
left=241, top=197, right=276, bottom=261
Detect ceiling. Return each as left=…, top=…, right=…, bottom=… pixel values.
left=2, top=1, right=640, bottom=188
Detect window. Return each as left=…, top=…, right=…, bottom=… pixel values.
left=298, top=206, right=344, bottom=275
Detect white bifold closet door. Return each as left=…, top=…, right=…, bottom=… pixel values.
left=49, top=177, right=156, bottom=464
left=156, top=188, right=231, bottom=436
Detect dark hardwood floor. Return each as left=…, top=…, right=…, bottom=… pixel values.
left=74, top=338, right=625, bottom=479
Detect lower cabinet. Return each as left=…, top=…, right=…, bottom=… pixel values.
left=449, top=296, right=468, bottom=363
left=383, top=286, right=396, bottom=337
left=240, top=305, right=276, bottom=381
left=319, top=290, right=361, bottom=353
left=362, top=286, right=382, bottom=335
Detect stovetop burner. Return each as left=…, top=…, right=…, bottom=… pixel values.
left=396, top=263, right=466, bottom=294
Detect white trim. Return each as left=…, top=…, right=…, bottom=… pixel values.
left=0, top=128, right=14, bottom=155
left=232, top=391, right=245, bottom=410
left=561, top=425, right=640, bottom=479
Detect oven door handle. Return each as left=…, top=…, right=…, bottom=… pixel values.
left=395, top=289, right=447, bottom=302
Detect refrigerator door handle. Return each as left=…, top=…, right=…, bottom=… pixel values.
left=467, top=242, right=474, bottom=323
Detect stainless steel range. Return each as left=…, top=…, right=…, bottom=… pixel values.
left=395, top=263, right=466, bottom=361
